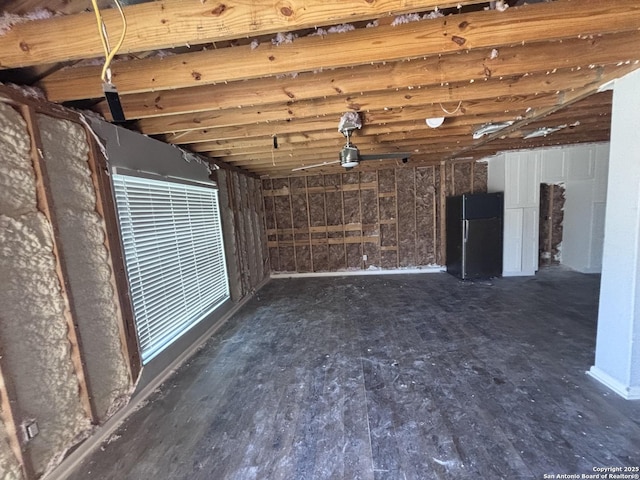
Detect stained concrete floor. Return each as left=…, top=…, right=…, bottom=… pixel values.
left=68, top=267, right=640, bottom=479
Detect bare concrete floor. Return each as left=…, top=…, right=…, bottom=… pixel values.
left=68, top=267, right=640, bottom=479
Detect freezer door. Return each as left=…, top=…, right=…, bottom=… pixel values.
left=446, top=196, right=464, bottom=278
left=463, top=192, right=503, bottom=220
left=463, top=217, right=503, bottom=279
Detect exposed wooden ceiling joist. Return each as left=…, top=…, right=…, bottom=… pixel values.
left=93, top=30, right=640, bottom=122
left=38, top=0, right=640, bottom=102
left=1, top=0, right=638, bottom=178
left=1, top=0, right=485, bottom=69
left=136, top=65, right=617, bottom=136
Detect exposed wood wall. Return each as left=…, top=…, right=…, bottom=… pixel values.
left=0, top=87, right=135, bottom=479
left=263, top=160, right=487, bottom=273
left=539, top=183, right=565, bottom=266
left=217, top=169, right=270, bottom=300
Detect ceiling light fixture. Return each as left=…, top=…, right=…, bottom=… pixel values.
left=426, top=117, right=444, bottom=128
left=473, top=121, right=515, bottom=139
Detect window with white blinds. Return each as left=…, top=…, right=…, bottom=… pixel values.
left=112, top=172, right=230, bottom=364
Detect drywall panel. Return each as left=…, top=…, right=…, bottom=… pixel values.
left=590, top=202, right=606, bottom=273
left=562, top=180, right=595, bottom=272
left=566, top=145, right=595, bottom=181
left=487, top=154, right=505, bottom=193
left=593, top=144, right=610, bottom=203
left=505, top=151, right=539, bottom=208
left=592, top=68, right=640, bottom=398
left=521, top=207, right=539, bottom=275
left=0, top=102, right=89, bottom=476
left=488, top=143, right=609, bottom=276
left=540, top=148, right=565, bottom=183
left=503, top=208, right=524, bottom=275
left=37, top=114, right=130, bottom=421
left=88, top=119, right=211, bottom=184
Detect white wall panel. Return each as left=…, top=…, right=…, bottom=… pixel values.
left=521, top=207, right=539, bottom=275
left=503, top=208, right=524, bottom=276
left=567, top=145, right=595, bottom=180
left=487, top=142, right=609, bottom=277
left=540, top=148, right=565, bottom=183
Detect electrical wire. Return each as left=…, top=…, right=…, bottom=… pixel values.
left=439, top=100, right=463, bottom=115
left=90, top=0, right=128, bottom=83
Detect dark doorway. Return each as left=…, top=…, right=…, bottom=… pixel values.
left=539, top=183, right=566, bottom=266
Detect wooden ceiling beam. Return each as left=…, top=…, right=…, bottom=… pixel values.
left=164, top=92, right=560, bottom=144
left=39, top=0, right=640, bottom=102
left=94, top=30, right=640, bottom=121
left=446, top=67, right=625, bottom=159
left=186, top=115, right=510, bottom=153
left=0, top=0, right=480, bottom=69
left=223, top=136, right=473, bottom=166
left=218, top=109, right=610, bottom=170
left=256, top=127, right=611, bottom=178
left=210, top=109, right=609, bottom=159
left=205, top=126, right=477, bottom=158
left=136, top=66, right=612, bottom=135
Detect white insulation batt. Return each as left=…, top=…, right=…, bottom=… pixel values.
left=37, top=114, right=130, bottom=421
left=0, top=102, right=90, bottom=476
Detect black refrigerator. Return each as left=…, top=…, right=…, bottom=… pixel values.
left=446, top=192, right=503, bottom=280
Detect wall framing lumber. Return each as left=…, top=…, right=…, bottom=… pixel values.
left=84, top=133, right=142, bottom=383
left=265, top=162, right=480, bottom=272
left=0, top=84, right=143, bottom=402
left=19, top=104, right=98, bottom=425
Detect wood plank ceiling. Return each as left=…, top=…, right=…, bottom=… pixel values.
left=1, top=0, right=639, bottom=178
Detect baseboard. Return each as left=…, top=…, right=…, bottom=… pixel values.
left=271, top=266, right=444, bottom=279
left=587, top=366, right=640, bottom=400
left=45, top=275, right=271, bottom=480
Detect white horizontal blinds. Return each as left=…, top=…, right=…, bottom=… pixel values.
left=112, top=173, right=229, bottom=363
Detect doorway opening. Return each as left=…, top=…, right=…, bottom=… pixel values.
left=538, top=183, right=566, bottom=267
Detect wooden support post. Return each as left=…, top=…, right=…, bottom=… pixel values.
left=439, top=160, right=447, bottom=266
left=287, top=178, right=298, bottom=272
left=20, top=105, right=97, bottom=424
left=304, top=176, right=314, bottom=272
left=84, top=133, right=142, bottom=384
left=394, top=169, right=400, bottom=269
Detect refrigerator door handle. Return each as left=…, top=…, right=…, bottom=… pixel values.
left=462, top=219, right=468, bottom=279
